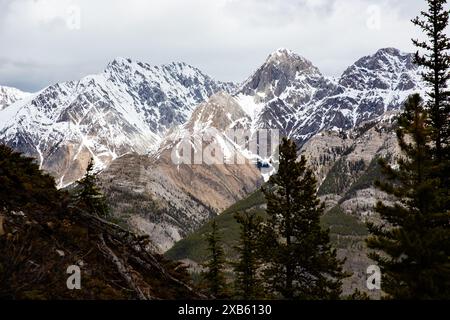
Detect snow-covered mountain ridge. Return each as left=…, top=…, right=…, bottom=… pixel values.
left=235, top=47, right=424, bottom=145
left=0, top=58, right=234, bottom=187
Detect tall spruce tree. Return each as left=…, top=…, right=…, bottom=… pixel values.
left=365, top=0, right=450, bottom=299
left=203, top=220, right=227, bottom=298
left=233, top=211, right=263, bottom=300
left=367, top=94, right=450, bottom=299
left=260, top=137, right=345, bottom=300
left=412, top=0, right=450, bottom=160
left=412, top=0, right=450, bottom=230
left=74, top=158, right=109, bottom=218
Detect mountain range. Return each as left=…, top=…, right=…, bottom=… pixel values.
left=0, top=59, right=234, bottom=187
left=0, top=47, right=424, bottom=252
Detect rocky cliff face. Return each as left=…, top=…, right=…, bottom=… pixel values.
left=300, top=111, right=402, bottom=218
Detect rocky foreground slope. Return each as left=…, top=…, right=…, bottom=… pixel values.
left=0, top=145, right=201, bottom=299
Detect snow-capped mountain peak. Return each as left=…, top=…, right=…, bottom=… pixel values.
left=236, top=48, right=334, bottom=138
left=266, top=47, right=319, bottom=74
left=240, top=48, right=323, bottom=100
left=0, top=86, right=30, bottom=111
left=339, top=47, right=420, bottom=91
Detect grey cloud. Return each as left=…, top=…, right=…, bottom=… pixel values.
left=0, top=0, right=430, bottom=92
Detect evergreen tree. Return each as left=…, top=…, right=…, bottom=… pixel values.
left=412, top=0, right=450, bottom=239
left=233, top=211, right=263, bottom=300
left=203, top=220, right=227, bottom=298
left=260, top=137, right=346, bottom=300
left=412, top=0, right=450, bottom=161
left=74, top=158, right=109, bottom=218
left=412, top=0, right=450, bottom=206
left=367, top=94, right=450, bottom=299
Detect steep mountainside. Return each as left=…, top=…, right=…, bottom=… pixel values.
left=99, top=93, right=263, bottom=253
left=0, top=59, right=234, bottom=187
left=302, top=112, right=401, bottom=214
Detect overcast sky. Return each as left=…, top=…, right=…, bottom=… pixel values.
left=0, top=0, right=429, bottom=92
